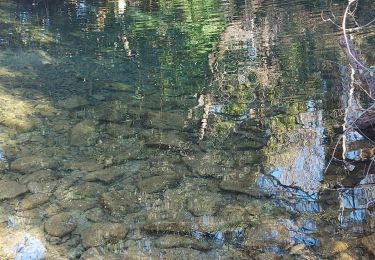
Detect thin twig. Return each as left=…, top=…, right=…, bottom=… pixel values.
left=342, top=0, right=371, bottom=72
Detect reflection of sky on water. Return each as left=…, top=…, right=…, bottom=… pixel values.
left=338, top=174, right=375, bottom=226
left=256, top=100, right=325, bottom=246
left=19, top=11, right=31, bottom=24
left=258, top=101, right=325, bottom=201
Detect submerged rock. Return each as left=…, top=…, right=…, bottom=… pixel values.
left=104, top=82, right=133, bottom=92
left=57, top=96, right=89, bottom=109
left=101, top=189, right=140, bottom=216
left=0, top=148, right=8, bottom=173
left=144, top=111, right=186, bottom=130
left=83, top=166, right=125, bottom=183
left=63, top=160, right=103, bottom=172
left=70, top=120, right=98, bottom=146
left=0, top=180, right=28, bottom=200
left=182, top=153, right=228, bottom=178
left=79, top=248, right=103, bottom=259
left=94, top=101, right=128, bottom=123
left=219, top=172, right=258, bottom=196
left=143, top=221, right=193, bottom=234
left=11, top=156, right=59, bottom=174
left=85, top=208, right=105, bottom=222
left=0, top=115, right=36, bottom=132
left=80, top=223, right=128, bottom=248
left=0, top=229, right=46, bottom=260
left=187, top=193, right=223, bottom=216
left=44, top=212, right=78, bottom=238
left=155, top=234, right=211, bottom=251
left=18, top=193, right=50, bottom=210
left=27, top=181, right=57, bottom=194
left=362, top=233, right=375, bottom=255
left=137, top=174, right=180, bottom=193
left=15, top=235, right=46, bottom=260
left=255, top=252, right=281, bottom=260
left=20, top=169, right=55, bottom=184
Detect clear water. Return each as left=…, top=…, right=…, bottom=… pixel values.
left=0, top=0, right=374, bottom=259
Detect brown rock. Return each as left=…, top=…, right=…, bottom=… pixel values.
left=362, top=233, right=375, bottom=255
left=70, top=120, right=98, bottom=146
left=101, top=189, right=139, bottom=216
left=11, top=156, right=59, bottom=174
left=18, top=193, right=50, bottom=210
left=44, top=212, right=77, bottom=237
left=81, top=223, right=128, bottom=248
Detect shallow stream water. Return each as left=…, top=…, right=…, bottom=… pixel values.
left=0, top=0, right=375, bottom=259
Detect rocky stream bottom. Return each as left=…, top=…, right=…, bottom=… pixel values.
left=0, top=86, right=375, bottom=260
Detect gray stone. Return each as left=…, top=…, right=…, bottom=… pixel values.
left=0, top=180, right=28, bottom=200
left=80, top=223, right=128, bottom=248
left=11, top=156, right=59, bottom=174
left=44, top=212, right=77, bottom=237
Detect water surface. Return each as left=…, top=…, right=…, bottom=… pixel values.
left=0, top=0, right=374, bottom=258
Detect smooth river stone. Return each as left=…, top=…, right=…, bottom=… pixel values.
left=0, top=180, right=28, bottom=200
left=155, top=234, right=211, bottom=251
left=44, top=212, right=77, bottom=237
left=80, top=223, right=128, bottom=248
left=101, top=189, right=140, bottom=216
left=18, top=193, right=50, bottom=210
left=11, top=156, right=59, bottom=174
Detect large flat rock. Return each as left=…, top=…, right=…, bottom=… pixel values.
left=0, top=180, right=28, bottom=200
left=11, top=156, right=59, bottom=174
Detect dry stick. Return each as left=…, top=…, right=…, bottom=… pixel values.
left=324, top=134, right=344, bottom=174
left=342, top=0, right=371, bottom=72
left=365, top=157, right=374, bottom=179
